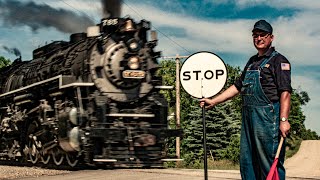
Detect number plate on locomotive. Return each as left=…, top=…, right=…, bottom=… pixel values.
left=122, top=70, right=146, bottom=79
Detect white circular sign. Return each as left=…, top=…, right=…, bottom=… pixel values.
left=180, top=52, right=227, bottom=98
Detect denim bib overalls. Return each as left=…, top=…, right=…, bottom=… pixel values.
left=240, top=51, right=285, bottom=180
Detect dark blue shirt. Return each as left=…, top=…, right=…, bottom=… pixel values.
left=234, top=47, right=292, bottom=102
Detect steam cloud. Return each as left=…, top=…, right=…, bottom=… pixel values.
left=0, top=0, right=95, bottom=33
left=2, top=46, right=21, bottom=57
left=101, top=0, right=122, bottom=18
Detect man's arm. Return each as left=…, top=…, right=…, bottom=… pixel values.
left=280, top=91, right=291, bottom=137
left=200, top=85, right=240, bottom=109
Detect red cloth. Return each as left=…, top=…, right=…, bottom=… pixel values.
left=266, top=158, right=280, bottom=180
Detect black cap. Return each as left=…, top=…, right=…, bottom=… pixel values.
left=252, top=20, right=273, bottom=34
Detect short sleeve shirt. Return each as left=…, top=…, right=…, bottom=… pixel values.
left=234, top=47, right=292, bottom=102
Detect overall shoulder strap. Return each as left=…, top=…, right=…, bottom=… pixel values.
left=259, top=51, right=278, bottom=69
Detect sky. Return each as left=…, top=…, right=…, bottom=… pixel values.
left=0, top=0, right=319, bottom=134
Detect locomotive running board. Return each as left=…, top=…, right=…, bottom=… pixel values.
left=161, top=158, right=184, bottom=162
left=0, top=75, right=94, bottom=98
left=93, top=159, right=117, bottom=162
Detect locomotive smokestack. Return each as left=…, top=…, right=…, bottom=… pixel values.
left=101, top=0, right=122, bottom=18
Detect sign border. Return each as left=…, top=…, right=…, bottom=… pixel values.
left=180, top=51, right=228, bottom=99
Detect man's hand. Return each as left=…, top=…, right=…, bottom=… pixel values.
left=280, top=121, right=291, bottom=138
left=199, top=85, right=240, bottom=110
left=199, top=98, right=217, bottom=109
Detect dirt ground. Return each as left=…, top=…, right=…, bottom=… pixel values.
left=285, top=140, right=320, bottom=178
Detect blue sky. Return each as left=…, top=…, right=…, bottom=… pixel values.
left=0, top=0, right=319, bottom=134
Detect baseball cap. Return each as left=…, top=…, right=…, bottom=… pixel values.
left=252, top=20, right=273, bottom=34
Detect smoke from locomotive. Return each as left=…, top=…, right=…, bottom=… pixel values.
left=0, top=6, right=181, bottom=167
left=102, top=0, right=122, bottom=18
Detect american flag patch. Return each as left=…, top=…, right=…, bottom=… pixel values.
left=281, top=63, right=290, bottom=70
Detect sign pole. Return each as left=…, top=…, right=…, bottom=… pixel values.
left=201, top=77, right=208, bottom=180
left=202, top=105, right=208, bottom=180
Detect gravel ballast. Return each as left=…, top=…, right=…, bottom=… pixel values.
left=0, top=165, right=69, bottom=180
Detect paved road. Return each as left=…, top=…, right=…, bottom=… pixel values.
left=4, top=140, right=320, bottom=180
left=22, top=168, right=320, bottom=180
left=23, top=169, right=241, bottom=180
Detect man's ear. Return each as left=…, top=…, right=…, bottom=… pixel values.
left=270, top=34, right=274, bottom=42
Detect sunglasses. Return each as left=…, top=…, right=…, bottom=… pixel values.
left=252, top=33, right=270, bottom=39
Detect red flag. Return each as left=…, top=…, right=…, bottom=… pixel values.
left=266, top=137, right=284, bottom=180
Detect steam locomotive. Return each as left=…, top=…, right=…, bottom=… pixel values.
left=0, top=17, right=181, bottom=167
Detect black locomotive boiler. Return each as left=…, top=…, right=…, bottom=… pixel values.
left=0, top=17, right=181, bottom=167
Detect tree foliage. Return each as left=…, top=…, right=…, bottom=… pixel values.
left=179, top=64, right=242, bottom=163
left=0, top=56, right=11, bottom=69
left=158, top=59, right=242, bottom=164
left=289, top=89, right=318, bottom=140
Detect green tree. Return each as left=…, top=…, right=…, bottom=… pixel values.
left=289, top=89, right=309, bottom=137
left=158, top=59, right=243, bottom=165
left=289, top=89, right=318, bottom=140
left=0, top=56, right=11, bottom=68
left=218, top=134, right=241, bottom=164
left=181, top=98, right=241, bottom=163
left=178, top=63, right=242, bottom=164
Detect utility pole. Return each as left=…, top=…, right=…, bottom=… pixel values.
left=175, top=54, right=181, bottom=160
left=162, top=55, right=188, bottom=162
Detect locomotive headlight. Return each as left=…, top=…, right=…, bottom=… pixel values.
left=127, top=39, right=140, bottom=52
left=128, top=56, right=140, bottom=69
left=129, top=42, right=138, bottom=50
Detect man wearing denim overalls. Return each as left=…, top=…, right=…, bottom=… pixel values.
left=200, top=20, right=291, bottom=180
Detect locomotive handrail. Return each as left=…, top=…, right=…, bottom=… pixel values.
left=60, top=82, right=94, bottom=89
left=154, top=85, right=174, bottom=89
left=106, top=113, right=155, bottom=118
left=0, top=75, right=94, bottom=98
left=0, top=75, right=62, bottom=98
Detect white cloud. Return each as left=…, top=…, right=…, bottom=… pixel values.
left=235, top=0, right=269, bottom=8
left=264, top=0, right=320, bottom=10
left=229, top=0, right=320, bottom=10
left=123, top=2, right=320, bottom=67
left=122, top=3, right=255, bottom=57
left=273, top=11, right=320, bottom=66
left=33, top=0, right=320, bottom=66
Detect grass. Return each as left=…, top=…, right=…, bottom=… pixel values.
left=165, top=159, right=239, bottom=170
left=285, top=137, right=302, bottom=159
left=207, top=159, right=239, bottom=170
left=165, top=136, right=302, bottom=170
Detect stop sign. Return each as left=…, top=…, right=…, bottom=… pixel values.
left=180, top=52, right=227, bottom=98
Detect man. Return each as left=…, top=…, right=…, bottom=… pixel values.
left=200, top=20, right=291, bottom=179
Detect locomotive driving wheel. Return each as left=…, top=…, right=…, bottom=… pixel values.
left=26, top=120, right=40, bottom=164
left=41, top=152, right=51, bottom=165
left=28, top=142, right=39, bottom=164
left=66, top=152, right=79, bottom=167
left=52, top=147, right=64, bottom=166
